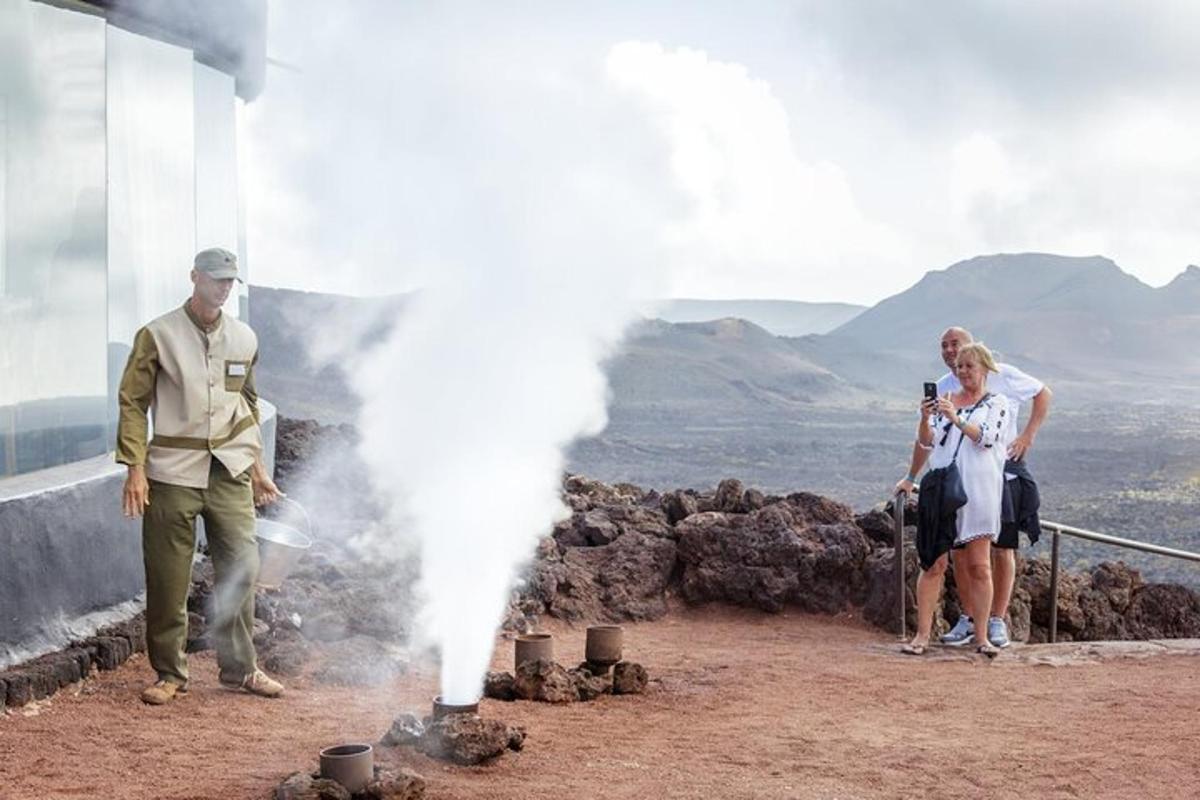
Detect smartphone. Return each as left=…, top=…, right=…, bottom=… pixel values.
left=923, top=382, right=938, bottom=401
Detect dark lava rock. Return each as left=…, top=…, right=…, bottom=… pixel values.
left=661, top=490, right=699, bottom=525
left=543, top=531, right=677, bottom=622
left=380, top=712, right=425, bottom=747
left=88, top=635, right=133, bottom=670
left=854, top=509, right=896, bottom=547
left=1125, top=583, right=1200, bottom=639
left=612, top=661, right=648, bottom=695
left=418, top=714, right=525, bottom=765
left=713, top=479, right=745, bottom=512
left=568, top=666, right=610, bottom=700
left=784, top=492, right=855, bottom=526
left=563, top=474, right=643, bottom=510
left=483, top=670, right=518, bottom=701
left=861, top=544, right=921, bottom=635
left=676, top=509, right=870, bottom=614
left=274, top=772, right=351, bottom=800
left=260, top=629, right=312, bottom=677
left=578, top=510, right=621, bottom=546
left=2, top=672, right=32, bottom=707
left=742, top=488, right=766, bottom=512
left=185, top=612, right=211, bottom=653
left=364, top=767, right=426, bottom=799
left=514, top=659, right=576, bottom=703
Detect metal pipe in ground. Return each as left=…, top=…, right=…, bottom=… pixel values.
left=893, top=490, right=906, bottom=639
left=1049, top=529, right=1061, bottom=643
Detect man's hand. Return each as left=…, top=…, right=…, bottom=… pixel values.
left=122, top=465, right=150, bottom=518
left=1007, top=432, right=1035, bottom=461
left=894, top=477, right=916, bottom=495
left=250, top=461, right=283, bottom=507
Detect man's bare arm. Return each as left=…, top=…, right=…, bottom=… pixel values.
left=1009, top=385, right=1053, bottom=461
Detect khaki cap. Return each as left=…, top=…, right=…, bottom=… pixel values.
left=194, top=247, right=242, bottom=282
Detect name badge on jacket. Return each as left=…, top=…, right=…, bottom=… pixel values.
left=227, top=362, right=247, bottom=377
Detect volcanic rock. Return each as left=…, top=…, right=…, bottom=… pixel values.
left=380, top=713, right=425, bottom=747
left=713, top=479, right=745, bottom=512
left=563, top=474, right=643, bottom=510
left=568, top=666, right=610, bottom=700
left=514, top=659, right=576, bottom=703
left=88, top=635, right=133, bottom=671
left=364, top=767, right=426, bottom=800
left=854, top=509, right=896, bottom=547
left=543, top=531, right=677, bottom=622
left=418, top=714, right=525, bottom=765
left=861, top=544, right=921, bottom=634
left=676, top=509, right=870, bottom=614
left=483, top=670, right=518, bottom=701
left=612, top=661, right=648, bottom=695
left=660, top=490, right=699, bottom=525
left=185, top=612, right=211, bottom=653
left=274, top=772, right=351, bottom=800
left=260, top=629, right=312, bottom=677
left=784, top=492, right=856, bottom=526
left=2, top=672, right=32, bottom=707
left=1125, top=583, right=1200, bottom=639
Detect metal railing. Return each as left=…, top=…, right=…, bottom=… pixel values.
left=890, top=489, right=1200, bottom=643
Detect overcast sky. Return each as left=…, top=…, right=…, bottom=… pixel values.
left=243, top=0, right=1200, bottom=305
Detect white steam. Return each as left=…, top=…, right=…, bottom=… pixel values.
left=351, top=138, right=666, bottom=704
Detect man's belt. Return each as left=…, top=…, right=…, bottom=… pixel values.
left=150, top=415, right=257, bottom=451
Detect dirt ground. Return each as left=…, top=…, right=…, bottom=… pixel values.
left=1, top=607, right=1198, bottom=800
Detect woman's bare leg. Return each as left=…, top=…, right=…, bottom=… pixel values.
left=911, top=553, right=949, bottom=647
left=962, top=537, right=994, bottom=647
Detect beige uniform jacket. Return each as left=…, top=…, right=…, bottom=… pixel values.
left=116, top=302, right=263, bottom=489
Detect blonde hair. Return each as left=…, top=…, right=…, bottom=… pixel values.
left=956, top=341, right=998, bottom=373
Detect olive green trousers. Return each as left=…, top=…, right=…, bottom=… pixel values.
left=143, top=460, right=259, bottom=685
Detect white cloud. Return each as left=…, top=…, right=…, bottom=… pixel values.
left=606, top=41, right=907, bottom=301
left=245, top=2, right=1200, bottom=304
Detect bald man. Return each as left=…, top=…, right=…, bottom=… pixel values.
left=896, top=326, right=1053, bottom=648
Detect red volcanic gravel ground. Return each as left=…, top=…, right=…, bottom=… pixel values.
left=1, top=607, right=1198, bottom=800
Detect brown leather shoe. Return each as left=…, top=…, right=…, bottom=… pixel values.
left=141, top=679, right=187, bottom=705
left=220, top=668, right=284, bottom=698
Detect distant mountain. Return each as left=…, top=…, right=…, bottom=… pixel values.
left=609, top=318, right=848, bottom=413
left=655, top=299, right=864, bottom=337
left=806, top=253, right=1200, bottom=397
left=250, top=284, right=850, bottom=423
left=250, top=286, right=407, bottom=423
left=251, top=254, right=1198, bottom=424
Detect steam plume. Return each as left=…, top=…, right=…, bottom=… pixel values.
left=351, top=138, right=666, bottom=703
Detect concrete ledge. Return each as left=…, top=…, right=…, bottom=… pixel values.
left=0, top=399, right=277, bottom=668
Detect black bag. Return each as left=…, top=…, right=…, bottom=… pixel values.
left=915, top=394, right=990, bottom=569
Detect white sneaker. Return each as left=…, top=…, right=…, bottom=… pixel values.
left=939, top=615, right=974, bottom=647
left=988, top=616, right=1011, bottom=648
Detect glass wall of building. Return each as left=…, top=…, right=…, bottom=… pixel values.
left=194, top=61, right=242, bottom=319
left=0, top=0, right=253, bottom=478
left=0, top=0, right=108, bottom=477
left=105, top=24, right=196, bottom=353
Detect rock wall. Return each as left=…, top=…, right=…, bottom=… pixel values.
left=511, top=475, right=1200, bottom=644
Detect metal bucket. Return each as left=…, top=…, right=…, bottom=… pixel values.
left=255, top=498, right=313, bottom=589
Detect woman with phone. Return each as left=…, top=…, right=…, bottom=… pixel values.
left=902, top=342, right=1008, bottom=657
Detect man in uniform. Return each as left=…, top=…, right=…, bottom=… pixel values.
left=895, top=326, right=1053, bottom=648
left=117, top=247, right=284, bottom=704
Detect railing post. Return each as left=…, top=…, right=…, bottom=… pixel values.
left=893, top=490, right=907, bottom=639
left=1049, top=529, right=1060, bottom=644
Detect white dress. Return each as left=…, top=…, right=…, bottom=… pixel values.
left=926, top=392, right=1008, bottom=544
